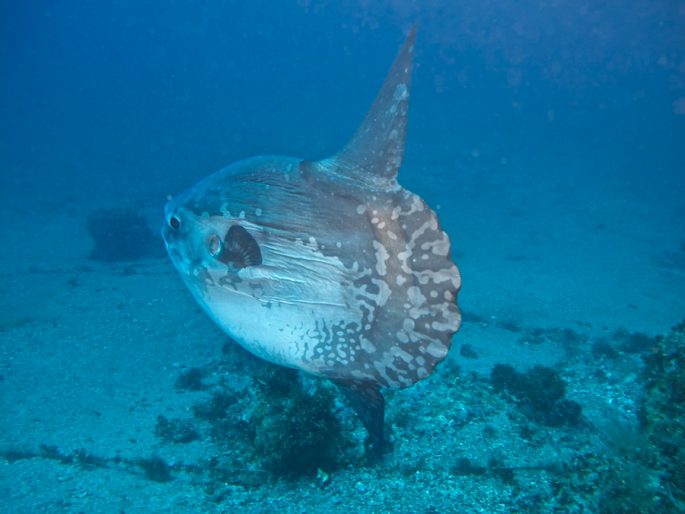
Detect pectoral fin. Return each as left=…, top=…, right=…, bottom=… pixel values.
left=219, top=225, right=262, bottom=268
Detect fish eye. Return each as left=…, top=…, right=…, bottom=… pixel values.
left=169, top=215, right=180, bottom=230
left=207, top=234, right=222, bottom=257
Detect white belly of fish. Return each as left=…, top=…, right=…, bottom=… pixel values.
left=192, top=277, right=342, bottom=374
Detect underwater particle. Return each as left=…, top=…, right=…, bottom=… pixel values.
left=316, top=467, right=332, bottom=488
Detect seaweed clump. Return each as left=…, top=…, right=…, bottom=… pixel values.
left=490, top=364, right=582, bottom=426
left=639, top=320, right=685, bottom=507
left=175, top=367, right=207, bottom=391
left=250, top=366, right=350, bottom=476
left=155, top=415, right=200, bottom=444
left=185, top=353, right=353, bottom=478
left=551, top=450, right=661, bottom=514
left=86, top=207, right=160, bottom=262
left=614, top=328, right=657, bottom=354
left=193, top=391, right=237, bottom=421
left=549, top=321, right=685, bottom=513
left=138, top=455, right=173, bottom=482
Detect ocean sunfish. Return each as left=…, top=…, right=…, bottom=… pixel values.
left=162, top=27, right=461, bottom=457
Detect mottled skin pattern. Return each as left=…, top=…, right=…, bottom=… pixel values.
left=162, top=28, right=461, bottom=455
left=163, top=156, right=460, bottom=386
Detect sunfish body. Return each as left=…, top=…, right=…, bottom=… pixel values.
left=162, top=28, right=461, bottom=457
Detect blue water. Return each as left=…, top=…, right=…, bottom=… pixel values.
left=3, top=2, right=683, bottom=202
left=1, top=2, right=684, bottom=512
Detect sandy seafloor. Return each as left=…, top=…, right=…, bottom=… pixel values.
left=1, top=151, right=684, bottom=514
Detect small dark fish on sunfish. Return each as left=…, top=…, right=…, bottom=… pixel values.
left=162, top=27, right=461, bottom=458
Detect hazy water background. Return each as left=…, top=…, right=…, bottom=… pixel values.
left=1, top=2, right=685, bottom=511
left=3, top=0, right=684, bottom=336
left=2, top=1, right=683, bottom=207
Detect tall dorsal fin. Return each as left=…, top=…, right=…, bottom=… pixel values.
left=311, top=26, right=416, bottom=189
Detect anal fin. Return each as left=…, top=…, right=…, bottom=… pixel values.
left=334, top=379, right=385, bottom=461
